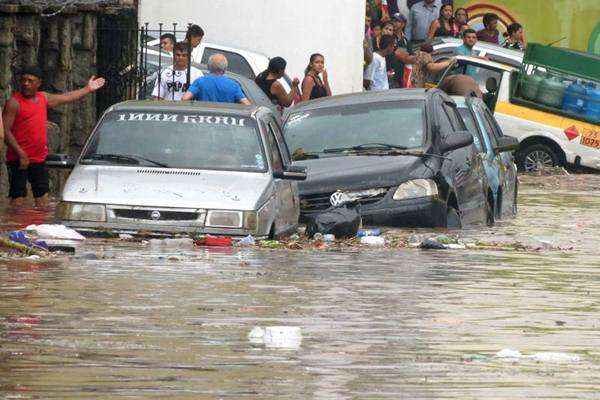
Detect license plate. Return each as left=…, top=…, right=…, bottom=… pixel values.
left=581, top=130, right=600, bottom=149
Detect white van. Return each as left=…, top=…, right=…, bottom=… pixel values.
left=437, top=56, right=600, bottom=171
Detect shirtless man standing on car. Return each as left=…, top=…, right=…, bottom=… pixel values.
left=2, top=66, right=105, bottom=208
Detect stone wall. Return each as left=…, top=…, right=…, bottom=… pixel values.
left=0, top=3, right=136, bottom=197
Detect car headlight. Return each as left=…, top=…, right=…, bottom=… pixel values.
left=57, top=202, right=107, bottom=222
left=205, top=210, right=243, bottom=228
left=393, top=179, right=438, bottom=201
left=243, top=211, right=258, bottom=231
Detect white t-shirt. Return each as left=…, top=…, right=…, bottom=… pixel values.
left=364, top=53, right=389, bottom=91
left=191, top=46, right=203, bottom=65
left=152, top=66, right=203, bottom=101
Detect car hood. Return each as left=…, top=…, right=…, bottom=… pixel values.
left=294, top=155, right=437, bottom=195
left=61, top=166, right=273, bottom=210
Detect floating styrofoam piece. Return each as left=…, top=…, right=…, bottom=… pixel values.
left=248, top=326, right=302, bottom=349
left=495, top=348, right=581, bottom=363
left=495, top=348, right=523, bottom=358
left=25, top=224, right=85, bottom=241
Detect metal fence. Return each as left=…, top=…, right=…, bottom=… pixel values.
left=96, top=22, right=197, bottom=115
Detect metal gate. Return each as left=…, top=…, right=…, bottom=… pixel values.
left=96, top=17, right=195, bottom=116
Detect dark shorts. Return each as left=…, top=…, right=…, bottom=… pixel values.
left=7, top=162, right=49, bottom=199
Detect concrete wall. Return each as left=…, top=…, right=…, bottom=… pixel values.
left=139, top=0, right=365, bottom=95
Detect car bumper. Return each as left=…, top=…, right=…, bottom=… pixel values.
left=61, top=221, right=265, bottom=239
left=360, top=195, right=447, bottom=227
left=301, top=195, right=448, bottom=228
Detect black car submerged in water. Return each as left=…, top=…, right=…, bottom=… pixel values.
left=283, top=89, right=493, bottom=228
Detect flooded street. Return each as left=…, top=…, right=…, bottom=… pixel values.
left=1, top=175, right=600, bottom=399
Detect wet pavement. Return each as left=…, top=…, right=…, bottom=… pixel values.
left=1, top=174, right=600, bottom=399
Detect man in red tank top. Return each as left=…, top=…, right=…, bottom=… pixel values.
left=2, top=66, right=105, bottom=207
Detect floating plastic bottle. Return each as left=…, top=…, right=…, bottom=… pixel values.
left=357, top=229, right=381, bottom=237
left=562, top=80, right=587, bottom=115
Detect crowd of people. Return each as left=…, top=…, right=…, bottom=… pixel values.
left=156, top=24, right=332, bottom=108
left=363, top=0, right=527, bottom=91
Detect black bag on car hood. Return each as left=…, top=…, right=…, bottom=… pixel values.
left=306, top=205, right=361, bottom=239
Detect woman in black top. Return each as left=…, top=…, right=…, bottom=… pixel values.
left=301, top=53, right=332, bottom=102
left=428, top=4, right=459, bottom=39
left=255, top=57, right=300, bottom=108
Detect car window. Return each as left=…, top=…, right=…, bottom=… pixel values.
left=476, top=108, right=499, bottom=148
left=465, top=64, right=503, bottom=94
left=437, top=106, right=455, bottom=136
left=202, top=47, right=255, bottom=79
left=82, top=111, right=267, bottom=172
left=284, top=100, right=426, bottom=157
left=444, top=61, right=503, bottom=94
left=443, top=103, right=466, bottom=131
left=457, top=107, right=485, bottom=153
left=265, top=122, right=284, bottom=172
left=268, top=118, right=291, bottom=165
left=483, top=108, right=504, bottom=140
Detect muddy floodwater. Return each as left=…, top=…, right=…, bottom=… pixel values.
left=1, top=174, right=600, bottom=399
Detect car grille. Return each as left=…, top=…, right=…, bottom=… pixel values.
left=113, top=209, right=201, bottom=221
left=300, top=190, right=388, bottom=212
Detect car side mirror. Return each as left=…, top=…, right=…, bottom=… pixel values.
left=440, top=131, right=474, bottom=153
left=46, top=154, right=75, bottom=169
left=494, top=136, right=519, bottom=154
left=274, top=165, right=307, bottom=181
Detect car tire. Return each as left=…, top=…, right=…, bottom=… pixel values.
left=446, top=207, right=462, bottom=229
left=517, top=143, right=561, bottom=172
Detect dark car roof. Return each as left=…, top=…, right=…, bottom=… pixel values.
left=288, top=89, right=435, bottom=114
left=108, top=100, right=263, bottom=117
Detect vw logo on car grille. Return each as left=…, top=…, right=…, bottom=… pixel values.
left=150, top=210, right=161, bottom=221
left=330, top=191, right=350, bottom=207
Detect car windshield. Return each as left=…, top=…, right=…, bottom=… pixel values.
left=81, top=111, right=267, bottom=172
left=284, top=100, right=425, bottom=156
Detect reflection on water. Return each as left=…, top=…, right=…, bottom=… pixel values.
left=1, top=177, right=600, bottom=399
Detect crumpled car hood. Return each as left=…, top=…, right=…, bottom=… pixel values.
left=61, top=166, right=272, bottom=210
left=294, top=155, right=437, bottom=195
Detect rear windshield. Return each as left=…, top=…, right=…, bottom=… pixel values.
left=82, top=111, right=267, bottom=172
left=284, top=100, right=425, bottom=155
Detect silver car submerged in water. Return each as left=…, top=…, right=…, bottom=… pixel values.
left=55, top=101, right=306, bottom=238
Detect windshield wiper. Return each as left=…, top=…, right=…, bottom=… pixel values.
left=82, top=153, right=170, bottom=168
left=323, top=143, right=410, bottom=154
left=350, top=148, right=451, bottom=160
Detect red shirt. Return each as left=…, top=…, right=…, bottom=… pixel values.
left=6, top=92, right=48, bottom=163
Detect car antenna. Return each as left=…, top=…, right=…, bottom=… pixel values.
left=546, top=37, right=566, bottom=47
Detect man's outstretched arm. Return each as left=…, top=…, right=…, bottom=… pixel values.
left=45, top=76, right=105, bottom=109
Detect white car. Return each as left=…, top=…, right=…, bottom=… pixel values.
left=432, top=37, right=524, bottom=68
left=144, top=37, right=292, bottom=91
left=437, top=55, right=600, bottom=171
